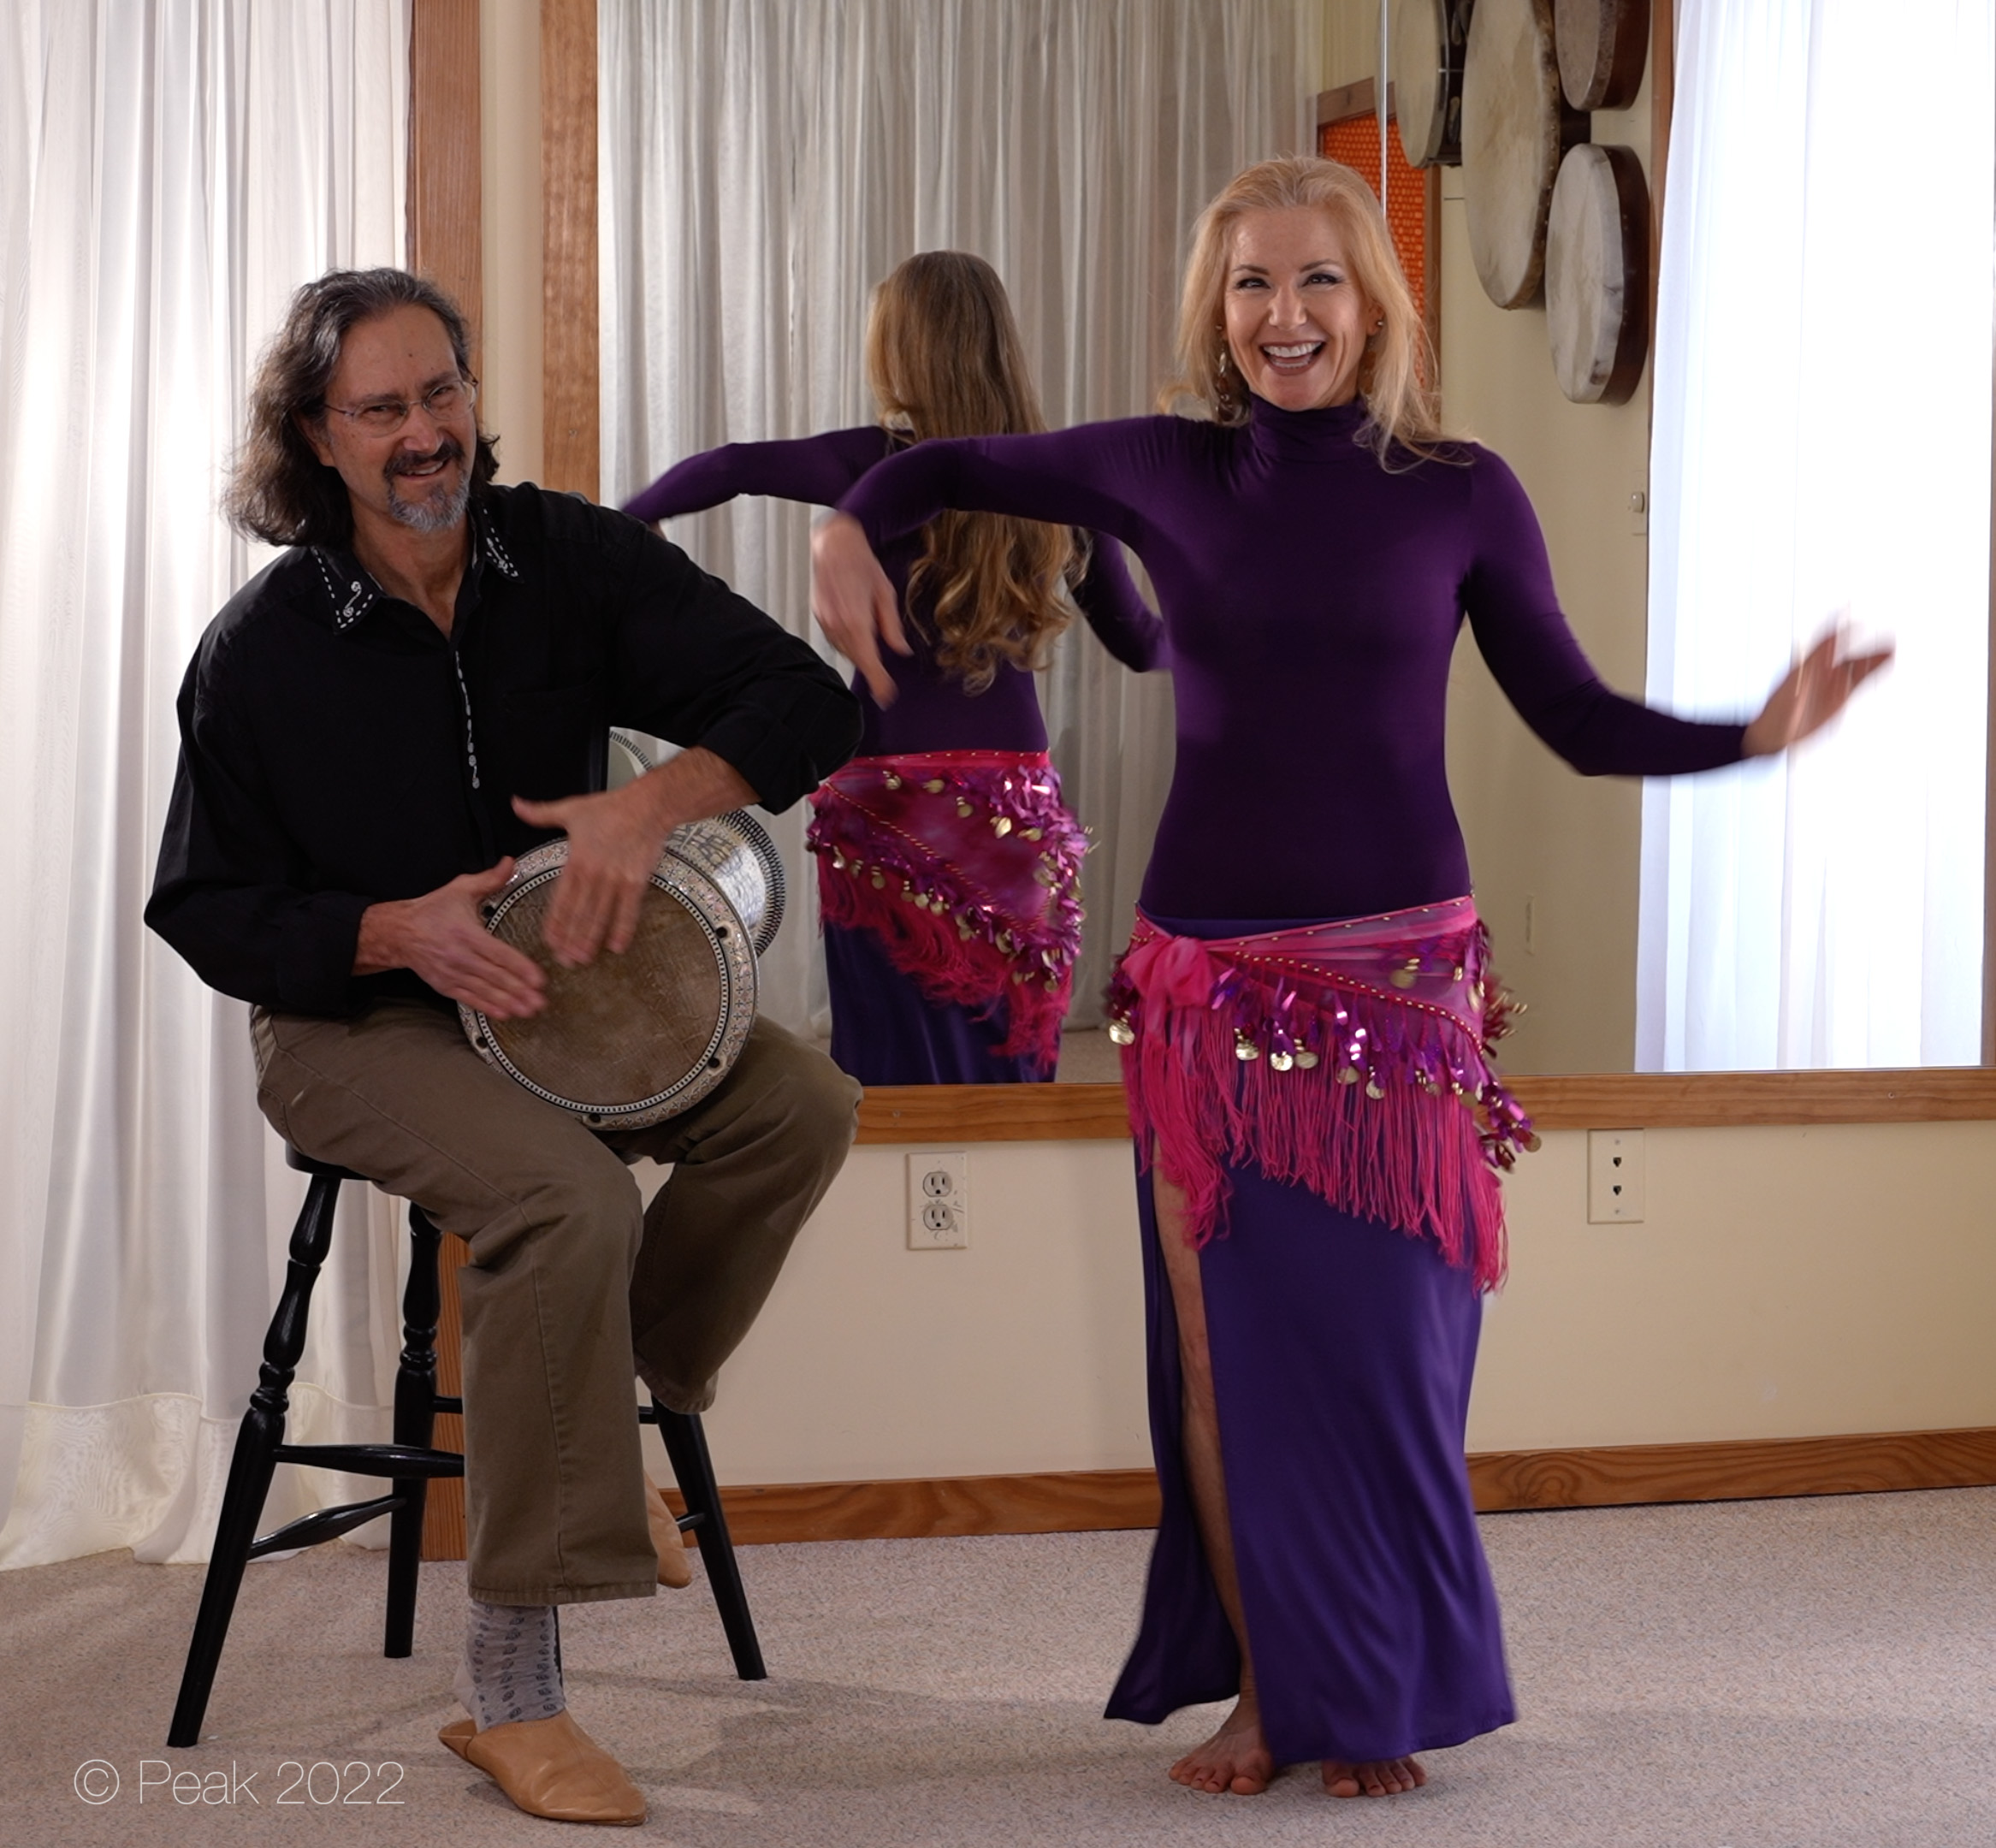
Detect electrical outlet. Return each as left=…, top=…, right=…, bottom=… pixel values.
left=907, top=1152, right=969, bottom=1248
left=1587, top=1128, right=1646, bottom=1223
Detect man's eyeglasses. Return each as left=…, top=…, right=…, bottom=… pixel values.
left=321, top=377, right=477, bottom=436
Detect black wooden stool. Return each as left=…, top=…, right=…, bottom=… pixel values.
left=168, top=1149, right=764, bottom=1748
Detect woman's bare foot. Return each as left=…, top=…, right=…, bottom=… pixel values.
left=1169, top=1697, right=1275, bottom=1795
left=1322, top=1755, right=1426, bottom=1798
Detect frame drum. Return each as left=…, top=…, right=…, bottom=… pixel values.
left=1555, top=0, right=1649, bottom=112
left=460, top=808, right=785, bottom=1129
left=1545, top=143, right=1650, bottom=405
left=1462, top=0, right=1585, bottom=309
left=1393, top=0, right=1471, bottom=169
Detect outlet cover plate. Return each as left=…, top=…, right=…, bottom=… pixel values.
left=907, top=1151, right=969, bottom=1248
left=1587, top=1128, right=1646, bottom=1223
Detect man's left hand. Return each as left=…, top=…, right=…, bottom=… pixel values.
left=512, top=745, right=757, bottom=967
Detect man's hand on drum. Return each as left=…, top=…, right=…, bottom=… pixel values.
left=1742, top=625, right=1894, bottom=757
left=810, top=512, right=910, bottom=706
left=513, top=745, right=757, bottom=968
left=354, top=862, right=548, bottom=1019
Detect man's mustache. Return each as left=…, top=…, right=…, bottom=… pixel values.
left=387, top=437, right=463, bottom=479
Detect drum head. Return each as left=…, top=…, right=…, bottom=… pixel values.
left=462, top=839, right=758, bottom=1128
left=1463, top=0, right=1583, bottom=309
left=1393, top=0, right=1460, bottom=169
left=1546, top=143, right=1650, bottom=404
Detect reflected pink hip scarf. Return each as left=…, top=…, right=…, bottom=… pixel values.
left=807, top=750, right=1087, bottom=1066
left=1106, top=897, right=1536, bottom=1291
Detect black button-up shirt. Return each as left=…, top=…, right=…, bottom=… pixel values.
left=147, top=483, right=861, bottom=1016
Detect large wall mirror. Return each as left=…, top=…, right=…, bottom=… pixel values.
left=542, top=0, right=1996, bottom=1123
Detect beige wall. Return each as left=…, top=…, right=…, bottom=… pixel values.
left=487, top=9, right=1993, bottom=1494
left=653, top=1122, right=1996, bottom=1484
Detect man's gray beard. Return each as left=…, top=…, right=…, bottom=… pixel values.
left=386, top=464, right=472, bottom=534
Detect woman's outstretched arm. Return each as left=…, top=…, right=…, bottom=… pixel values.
left=622, top=427, right=887, bottom=524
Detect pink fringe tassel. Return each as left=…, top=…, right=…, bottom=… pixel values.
left=817, top=856, right=1069, bottom=1065
left=1110, top=906, right=1529, bottom=1294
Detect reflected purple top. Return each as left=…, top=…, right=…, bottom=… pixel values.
left=624, top=426, right=1164, bottom=756
left=839, top=396, right=1746, bottom=922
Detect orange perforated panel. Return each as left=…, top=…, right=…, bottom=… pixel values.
left=1319, top=116, right=1428, bottom=329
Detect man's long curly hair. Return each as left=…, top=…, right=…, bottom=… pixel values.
left=865, top=252, right=1079, bottom=693
left=224, top=268, right=498, bottom=548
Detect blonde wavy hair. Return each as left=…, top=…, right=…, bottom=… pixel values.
left=865, top=252, right=1078, bottom=692
left=1161, top=155, right=1448, bottom=462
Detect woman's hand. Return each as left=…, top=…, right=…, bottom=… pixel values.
left=1742, top=627, right=1894, bottom=758
left=810, top=512, right=909, bottom=706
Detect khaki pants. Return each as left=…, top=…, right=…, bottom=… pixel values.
left=250, top=998, right=860, bottom=1607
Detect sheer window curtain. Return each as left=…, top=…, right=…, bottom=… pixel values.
left=599, top=0, right=1318, bottom=1036
left=0, top=0, right=412, bottom=1570
left=1638, top=0, right=1993, bottom=1070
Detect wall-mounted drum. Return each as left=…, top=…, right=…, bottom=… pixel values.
left=1545, top=143, right=1650, bottom=404
left=1393, top=0, right=1473, bottom=169
left=1555, top=0, right=1650, bottom=112
left=1462, top=0, right=1588, bottom=309
left=460, top=808, right=785, bottom=1129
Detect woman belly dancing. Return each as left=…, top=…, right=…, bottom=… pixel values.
left=812, top=157, right=1886, bottom=1797
left=625, top=252, right=1160, bottom=1086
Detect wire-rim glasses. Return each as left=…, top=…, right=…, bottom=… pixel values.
left=322, top=376, right=477, bottom=436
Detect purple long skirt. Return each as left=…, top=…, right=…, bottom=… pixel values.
left=823, top=921, right=1053, bottom=1087
left=1105, top=1156, right=1515, bottom=1766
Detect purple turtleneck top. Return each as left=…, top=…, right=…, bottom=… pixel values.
left=840, top=397, right=1746, bottom=922
left=624, top=426, right=1164, bottom=757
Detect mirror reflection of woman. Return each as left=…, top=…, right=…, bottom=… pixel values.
left=814, top=160, right=1886, bottom=1800
left=625, top=252, right=1162, bottom=1085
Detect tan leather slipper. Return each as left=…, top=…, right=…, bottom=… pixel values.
left=644, top=1474, right=695, bottom=1589
left=439, top=1711, right=645, bottom=1825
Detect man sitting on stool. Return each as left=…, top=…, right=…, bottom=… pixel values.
left=146, top=269, right=863, bottom=1827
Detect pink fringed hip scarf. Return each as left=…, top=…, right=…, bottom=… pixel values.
left=1105, top=897, right=1537, bottom=1291
left=807, top=750, right=1088, bottom=1067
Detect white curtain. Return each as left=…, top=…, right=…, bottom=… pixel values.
left=0, top=1, right=412, bottom=1570
left=1638, top=0, right=1993, bottom=1070
left=599, top=0, right=1318, bottom=1035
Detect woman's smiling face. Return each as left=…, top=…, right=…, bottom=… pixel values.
left=1222, top=205, right=1380, bottom=413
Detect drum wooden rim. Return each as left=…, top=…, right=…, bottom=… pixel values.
left=1546, top=142, right=1650, bottom=405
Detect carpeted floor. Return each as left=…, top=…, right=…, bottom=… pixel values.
left=4, top=1487, right=1993, bottom=1846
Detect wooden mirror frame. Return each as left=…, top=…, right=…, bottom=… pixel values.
left=521, top=0, right=1996, bottom=1141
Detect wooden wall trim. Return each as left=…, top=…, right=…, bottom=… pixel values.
left=540, top=0, right=598, bottom=497
left=857, top=1083, right=1130, bottom=1143
left=406, top=4, right=483, bottom=1560
left=407, top=0, right=483, bottom=360
left=1469, top=1425, right=1996, bottom=1513
left=857, top=1067, right=1996, bottom=1145
left=646, top=1427, right=1996, bottom=1547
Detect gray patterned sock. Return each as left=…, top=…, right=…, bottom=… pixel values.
left=453, top=1598, right=566, bottom=1731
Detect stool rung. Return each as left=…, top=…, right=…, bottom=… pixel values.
left=272, top=1442, right=464, bottom=1478
left=432, top=1395, right=463, bottom=1416
left=249, top=1495, right=405, bottom=1559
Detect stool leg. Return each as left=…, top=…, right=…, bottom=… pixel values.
left=169, top=1172, right=343, bottom=1746
left=654, top=1402, right=765, bottom=1680
left=384, top=1205, right=442, bottom=1659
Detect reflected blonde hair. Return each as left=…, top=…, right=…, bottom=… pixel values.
left=865, top=252, right=1077, bottom=691
left=1162, top=155, right=1447, bottom=462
